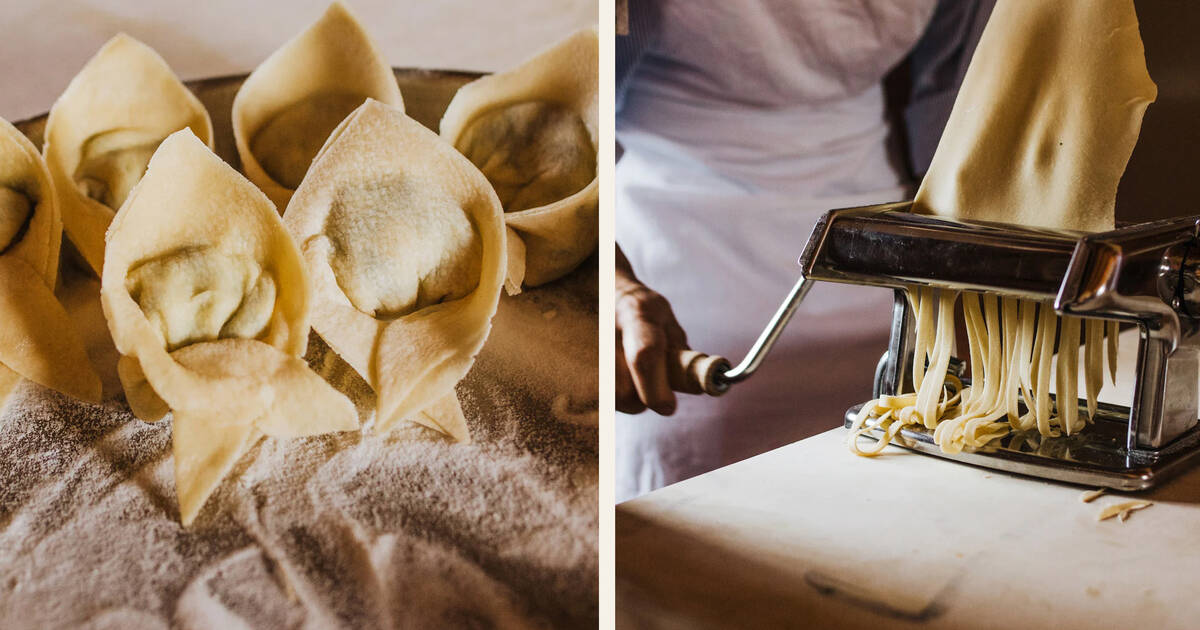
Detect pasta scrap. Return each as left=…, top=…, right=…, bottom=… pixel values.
left=1097, top=500, right=1153, bottom=522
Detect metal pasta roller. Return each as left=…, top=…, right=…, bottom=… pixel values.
left=678, top=201, right=1200, bottom=490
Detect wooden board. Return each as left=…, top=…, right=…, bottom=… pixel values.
left=618, top=428, right=1200, bottom=629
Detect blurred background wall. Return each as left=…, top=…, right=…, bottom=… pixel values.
left=0, top=0, right=597, bottom=120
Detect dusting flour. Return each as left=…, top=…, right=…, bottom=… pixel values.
left=0, top=258, right=598, bottom=629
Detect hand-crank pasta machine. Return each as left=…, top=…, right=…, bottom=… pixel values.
left=674, top=201, right=1200, bottom=490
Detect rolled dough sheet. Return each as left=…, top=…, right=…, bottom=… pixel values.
left=914, top=0, right=1156, bottom=232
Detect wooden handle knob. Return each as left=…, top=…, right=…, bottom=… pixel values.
left=669, top=350, right=731, bottom=397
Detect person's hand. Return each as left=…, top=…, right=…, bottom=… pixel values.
left=616, top=246, right=688, bottom=415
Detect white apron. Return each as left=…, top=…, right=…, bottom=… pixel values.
left=616, top=0, right=937, bottom=501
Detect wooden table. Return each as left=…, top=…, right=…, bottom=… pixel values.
left=617, top=427, right=1200, bottom=629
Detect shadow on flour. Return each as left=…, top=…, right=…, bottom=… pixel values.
left=0, top=382, right=172, bottom=530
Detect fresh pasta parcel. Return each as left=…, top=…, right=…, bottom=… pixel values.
left=101, top=129, right=357, bottom=525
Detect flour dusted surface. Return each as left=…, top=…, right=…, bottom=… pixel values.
left=0, top=258, right=598, bottom=629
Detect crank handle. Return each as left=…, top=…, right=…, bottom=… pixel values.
left=675, top=274, right=813, bottom=397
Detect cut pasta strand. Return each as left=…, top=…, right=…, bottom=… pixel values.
left=1084, top=319, right=1104, bottom=422
left=1106, top=319, right=1120, bottom=384
left=847, top=286, right=1120, bottom=456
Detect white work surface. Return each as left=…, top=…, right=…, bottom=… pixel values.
left=0, top=0, right=596, bottom=121
left=617, top=331, right=1200, bottom=630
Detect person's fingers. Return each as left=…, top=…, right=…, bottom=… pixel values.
left=620, top=313, right=676, bottom=415
left=636, top=288, right=688, bottom=350
left=663, top=316, right=688, bottom=350
left=615, top=286, right=692, bottom=415
left=615, top=341, right=647, bottom=414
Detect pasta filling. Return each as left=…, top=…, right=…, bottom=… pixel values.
left=324, top=175, right=482, bottom=319
left=848, top=287, right=1119, bottom=456
left=0, top=186, right=32, bottom=251
left=74, top=128, right=163, bottom=210
left=456, top=101, right=595, bottom=212
left=251, top=91, right=367, bottom=189
left=126, top=246, right=277, bottom=351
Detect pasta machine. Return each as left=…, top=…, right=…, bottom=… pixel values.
left=675, top=201, right=1200, bottom=490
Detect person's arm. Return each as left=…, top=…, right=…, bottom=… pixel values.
left=616, top=245, right=688, bottom=415
left=616, top=3, right=675, bottom=414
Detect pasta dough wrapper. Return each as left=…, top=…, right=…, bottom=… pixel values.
left=440, top=28, right=597, bottom=288
left=101, top=129, right=356, bottom=525
left=233, top=1, right=404, bottom=210
left=0, top=256, right=101, bottom=403
left=0, top=187, right=31, bottom=253
left=0, top=116, right=100, bottom=404
left=913, top=0, right=1156, bottom=233
left=44, top=34, right=213, bottom=275
left=284, top=99, right=505, bottom=439
left=170, top=338, right=358, bottom=439
left=0, top=116, right=60, bottom=287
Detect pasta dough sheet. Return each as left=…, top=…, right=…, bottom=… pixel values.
left=0, top=115, right=100, bottom=406
left=102, top=129, right=357, bottom=526
left=914, top=0, right=1156, bottom=232
left=43, top=34, right=213, bottom=276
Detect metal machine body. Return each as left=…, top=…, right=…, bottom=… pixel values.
left=718, top=201, right=1200, bottom=490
